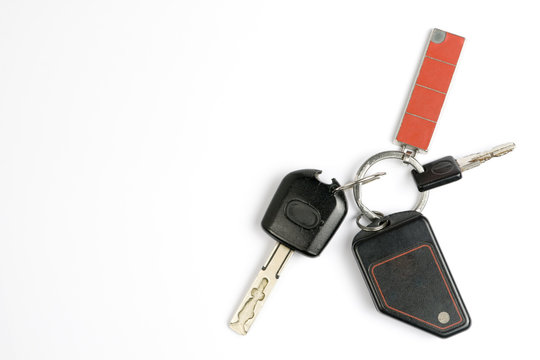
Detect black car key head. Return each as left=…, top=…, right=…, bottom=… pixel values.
left=412, top=156, right=462, bottom=192
left=352, top=211, right=470, bottom=337
left=262, top=169, right=348, bottom=257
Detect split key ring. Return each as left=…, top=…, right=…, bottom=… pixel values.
left=353, top=151, right=430, bottom=222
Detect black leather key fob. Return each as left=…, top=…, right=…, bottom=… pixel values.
left=352, top=211, right=470, bottom=337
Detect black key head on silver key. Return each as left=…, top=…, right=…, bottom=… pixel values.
left=352, top=211, right=470, bottom=337
left=412, top=156, right=462, bottom=192
left=262, top=169, right=348, bottom=257
left=412, top=143, right=515, bottom=191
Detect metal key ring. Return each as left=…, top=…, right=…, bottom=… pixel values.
left=353, top=151, right=429, bottom=221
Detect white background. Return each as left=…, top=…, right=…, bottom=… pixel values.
left=1, top=1, right=538, bottom=359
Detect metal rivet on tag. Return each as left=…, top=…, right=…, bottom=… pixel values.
left=438, top=311, right=450, bottom=324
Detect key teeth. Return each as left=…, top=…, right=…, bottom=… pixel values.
left=458, top=142, right=516, bottom=171
left=492, top=142, right=516, bottom=157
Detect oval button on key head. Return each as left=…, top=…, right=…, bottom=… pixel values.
left=285, top=200, right=321, bottom=230
left=430, top=158, right=457, bottom=175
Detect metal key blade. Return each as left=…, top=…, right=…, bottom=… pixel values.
left=456, top=142, right=515, bottom=172
left=229, top=243, right=293, bottom=335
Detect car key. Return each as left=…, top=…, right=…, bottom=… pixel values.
left=229, top=169, right=348, bottom=335
left=352, top=211, right=470, bottom=337
left=411, top=142, right=515, bottom=191
left=229, top=169, right=383, bottom=335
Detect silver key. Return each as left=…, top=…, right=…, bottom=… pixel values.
left=456, top=142, right=515, bottom=171
left=412, top=142, right=516, bottom=191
